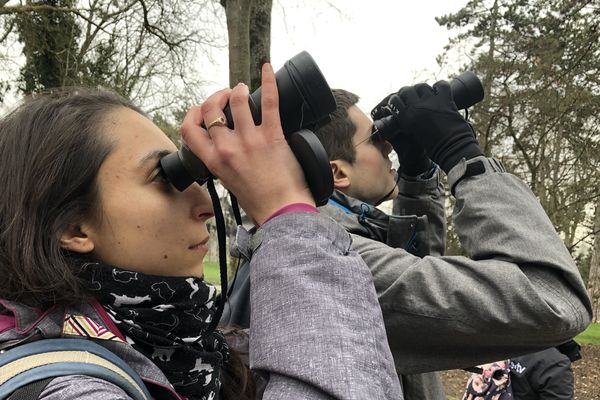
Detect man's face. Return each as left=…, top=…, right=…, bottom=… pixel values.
left=336, top=105, right=399, bottom=205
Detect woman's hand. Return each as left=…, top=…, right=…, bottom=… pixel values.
left=181, top=63, right=314, bottom=225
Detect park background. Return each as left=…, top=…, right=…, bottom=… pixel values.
left=1, top=1, right=599, bottom=398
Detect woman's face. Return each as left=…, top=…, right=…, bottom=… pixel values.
left=82, top=107, right=214, bottom=278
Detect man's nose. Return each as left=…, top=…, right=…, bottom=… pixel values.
left=380, top=140, right=393, bottom=156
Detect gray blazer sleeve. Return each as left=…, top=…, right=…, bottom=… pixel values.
left=354, top=156, right=592, bottom=373
left=245, top=212, right=402, bottom=400
left=392, top=167, right=446, bottom=256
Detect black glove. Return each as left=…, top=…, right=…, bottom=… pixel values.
left=371, top=94, right=433, bottom=177
left=384, top=81, right=482, bottom=174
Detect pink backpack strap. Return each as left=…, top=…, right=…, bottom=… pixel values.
left=0, top=314, right=16, bottom=334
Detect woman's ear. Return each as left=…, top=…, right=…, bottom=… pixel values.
left=331, top=160, right=351, bottom=190
left=60, top=224, right=95, bottom=253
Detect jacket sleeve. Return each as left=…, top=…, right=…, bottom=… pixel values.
left=353, top=156, right=592, bottom=373
left=245, top=212, right=402, bottom=400
left=392, top=167, right=446, bottom=256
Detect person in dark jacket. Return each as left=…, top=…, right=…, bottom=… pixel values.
left=509, top=347, right=574, bottom=399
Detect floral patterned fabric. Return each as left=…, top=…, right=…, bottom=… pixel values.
left=463, top=360, right=513, bottom=400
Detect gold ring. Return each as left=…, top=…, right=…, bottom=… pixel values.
left=206, top=116, right=227, bottom=130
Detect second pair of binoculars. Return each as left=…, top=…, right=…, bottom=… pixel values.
left=370, top=71, right=484, bottom=143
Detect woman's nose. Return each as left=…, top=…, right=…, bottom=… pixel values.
left=187, top=183, right=214, bottom=221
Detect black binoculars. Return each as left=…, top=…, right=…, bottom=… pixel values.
left=160, top=51, right=336, bottom=206
left=371, top=71, right=485, bottom=142
left=160, top=51, right=485, bottom=206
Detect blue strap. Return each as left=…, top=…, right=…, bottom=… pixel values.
left=327, top=198, right=353, bottom=214
left=0, top=338, right=152, bottom=400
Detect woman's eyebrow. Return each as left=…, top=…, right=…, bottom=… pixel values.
left=139, top=149, right=173, bottom=166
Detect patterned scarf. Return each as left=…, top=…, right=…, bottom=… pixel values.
left=74, top=258, right=229, bottom=400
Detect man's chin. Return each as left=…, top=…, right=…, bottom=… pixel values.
left=385, top=186, right=400, bottom=201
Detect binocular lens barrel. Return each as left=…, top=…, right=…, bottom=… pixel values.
left=373, top=71, right=484, bottom=142
left=160, top=51, right=336, bottom=192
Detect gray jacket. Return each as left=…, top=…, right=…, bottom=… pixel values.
left=322, top=169, right=446, bottom=258
left=0, top=212, right=401, bottom=399
left=357, top=156, right=591, bottom=373
left=222, top=156, right=592, bottom=396
left=320, top=169, right=447, bottom=400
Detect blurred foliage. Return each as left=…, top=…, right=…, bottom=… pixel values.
left=0, top=0, right=224, bottom=113
left=438, top=0, right=600, bottom=255
left=438, top=0, right=600, bottom=320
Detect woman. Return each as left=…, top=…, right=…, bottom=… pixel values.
left=0, top=65, right=401, bottom=399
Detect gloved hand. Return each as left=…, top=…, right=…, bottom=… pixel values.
left=371, top=94, right=433, bottom=177
left=383, top=81, right=482, bottom=174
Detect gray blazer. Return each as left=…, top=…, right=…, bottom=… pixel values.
left=221, top=156, right=591, bottom=399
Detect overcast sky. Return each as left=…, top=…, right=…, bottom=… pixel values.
left=0, top=1, right=470, bottom=115
left=205, top=0, right=470, bottom=113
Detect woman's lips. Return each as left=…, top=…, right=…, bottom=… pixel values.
left=189, top=239, right=209, bottom=252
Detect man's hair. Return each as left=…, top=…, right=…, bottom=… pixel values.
left=314, top=89, right=360, bottom=163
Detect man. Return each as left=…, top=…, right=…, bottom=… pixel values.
left=315, top=89, right=445, bottom=257
left=221, top=80, right=591, bottom=399
left=313, top=89, right=447, bottom=398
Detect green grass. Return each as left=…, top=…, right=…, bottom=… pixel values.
left=203, top=260, right=221, bottom=287
left=575, top=323, right=600, bottom=345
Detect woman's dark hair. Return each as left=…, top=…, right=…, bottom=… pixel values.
left=0, top=87, right=257, bottom=400
left=221, top=327, right=258, bottom=399
left=0, top=88, right=142, bottom=308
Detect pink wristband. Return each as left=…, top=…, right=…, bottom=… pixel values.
left=263, top=203, right=319, bottom=224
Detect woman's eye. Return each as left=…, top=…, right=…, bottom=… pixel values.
left=152, top=167, right=170, bottom=185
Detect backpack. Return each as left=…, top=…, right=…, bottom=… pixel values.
left=462, top=360, right=513, bottom=400
left=0, top=338, right=152, bottom=400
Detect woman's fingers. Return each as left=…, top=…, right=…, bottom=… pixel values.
left=200, top=88, right=232, bottom=123
left=182, top=88, right=232, bottom=167
left=259, top=63, right=283, bottom=140
left=181, top=105, right=213, bottom=163
left=228, top=83, right=254, bottom=137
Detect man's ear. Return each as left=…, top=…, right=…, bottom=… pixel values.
left=331, top=160, right=351, bottom=190
left=60, top=224, right=95, bottom=254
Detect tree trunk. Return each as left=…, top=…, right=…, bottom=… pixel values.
left=249, top=0, right=272, bottom=91
left=223, top=0, right=251, bottom=86
left=587, top=201, right=600, bottom=323
left=479, top=0, right=498, bottom=154
left=218, top=0, right=272, bottom=278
